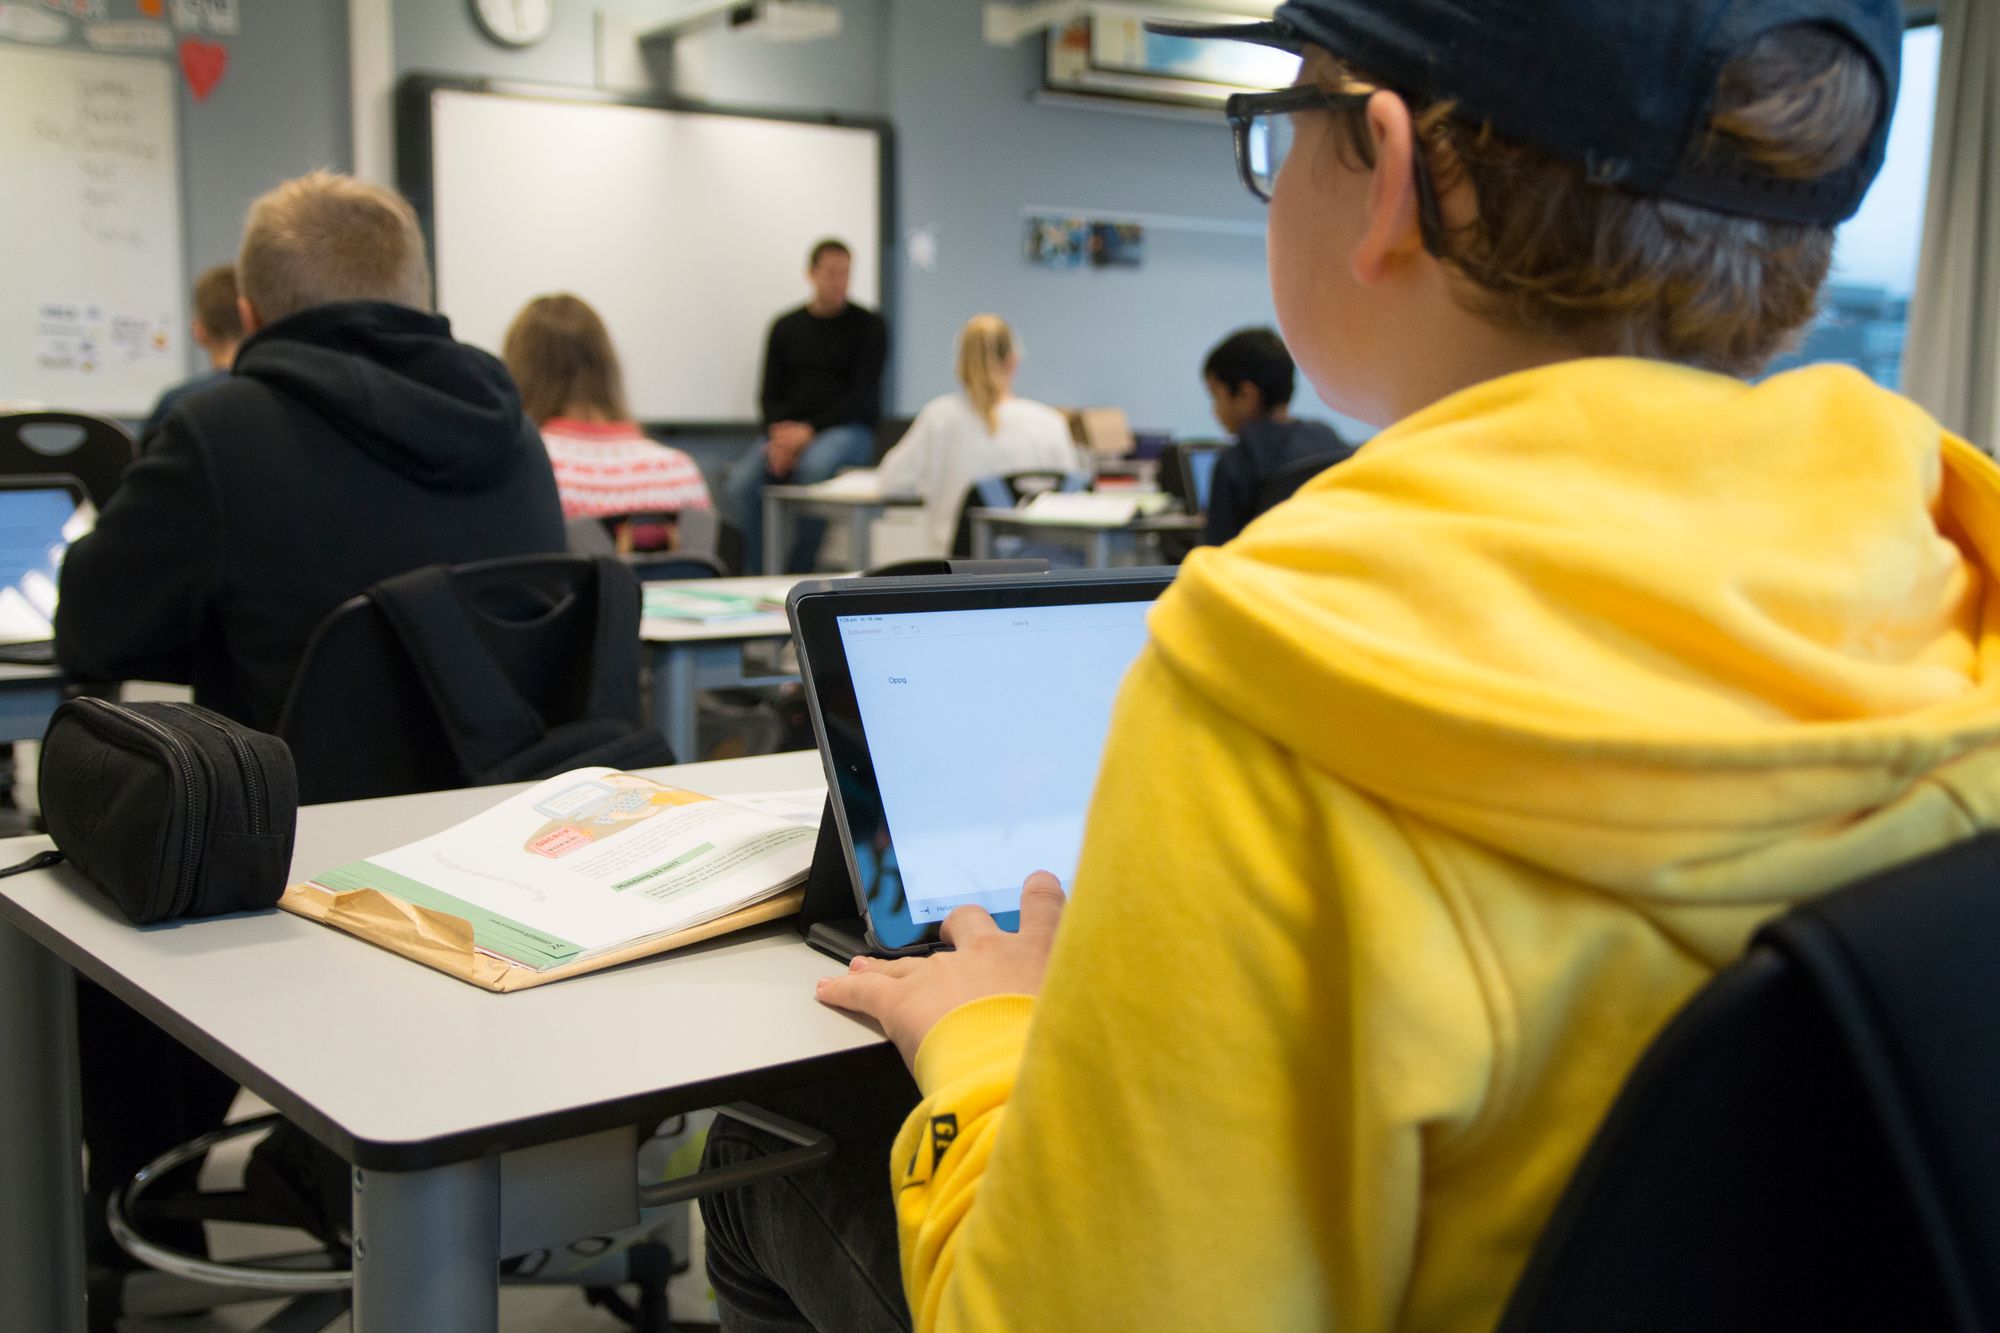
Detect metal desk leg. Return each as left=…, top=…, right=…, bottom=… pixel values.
left=849, top=505, right=872, bottom=572
left=1091, top=530, right=1111, bottom=569
left=763, top=493, right=786, bottom=576
left=972, top=518, right=993, bottom=559
left=352, top=1156, right=501, bottom=1332
left=0, top=914, right=85, bottom=1333
left=655, top=643, right=700, bottom=764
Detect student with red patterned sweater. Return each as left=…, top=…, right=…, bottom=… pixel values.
left=504, top=294, right=711, bottom=548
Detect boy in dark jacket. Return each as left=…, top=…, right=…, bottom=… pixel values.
left=54, top=170, right=565, bottom=1278
left=1200, top=325, right=1353, bottom=545
left=58, top=170, right=565, bottom=730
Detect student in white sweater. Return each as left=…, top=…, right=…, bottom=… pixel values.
left=876, top=314, right=1087, bottom=557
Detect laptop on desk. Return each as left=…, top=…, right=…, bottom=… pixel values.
left=0, top=476, right=93, bottom=666
left=788, top=567, right=1173, bottom=960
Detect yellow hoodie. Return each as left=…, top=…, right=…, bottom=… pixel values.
left=887, top=359, right=2000, bottom=1331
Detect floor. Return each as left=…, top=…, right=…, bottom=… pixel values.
left=112, top=1094, right=721, bottom=1332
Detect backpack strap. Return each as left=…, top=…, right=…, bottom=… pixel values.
left=365, top=563, right=547, bottom=780
left=578, top=556, right=643, bottom=725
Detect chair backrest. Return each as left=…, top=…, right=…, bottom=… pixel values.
left=1498, top=832, right=2000, bottom=1332
left=948, top=470, right=1090, bottom=558
left=276, top=553, right=667, bottom=804
left=674, top=507, right=744, bottom=576
left=1158, top=440, right=1230, bottom=514
left=564, top=515, right=618, bottom=556
left=1253, top=449, right=1348, bottom=519
left=873, top=416, right=916, bottom=464
left=627, top=551, right=725, bottom=582
left=0, top=411, right=137, bottom=508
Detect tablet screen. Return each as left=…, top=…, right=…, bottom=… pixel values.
left=1184, top=447, right=1220, bottom=513
left=795, top=572, right=1168, bottom=951
left=0, top=484, right=91, bottom=646
left=837, top=599, right=1153, bottom=925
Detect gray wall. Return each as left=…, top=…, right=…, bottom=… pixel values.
left=885, top=0, right=1333, bottom=437
left=393, top=0, right=888, bottom=118
left=0, top=0, right=352, bottom=380
left=393, top=0, right=1347, bottom=437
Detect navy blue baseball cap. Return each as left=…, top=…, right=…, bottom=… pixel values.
left=1151, top=0, right=1903, bottom=225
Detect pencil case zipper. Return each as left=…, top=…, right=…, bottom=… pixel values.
left=74, top=697, right=210, bottom=920
left=166, top=701, right=270, bottom=837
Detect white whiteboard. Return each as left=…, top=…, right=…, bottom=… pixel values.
left=425, top=88, right=884, bottom=422
left=0, top=45, right=186, bottom=417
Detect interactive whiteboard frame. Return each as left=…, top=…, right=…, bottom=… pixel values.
left=396, top=74, right=897, bottom=429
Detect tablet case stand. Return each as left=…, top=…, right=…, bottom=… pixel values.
left=798, top=796, right=872, bottom=963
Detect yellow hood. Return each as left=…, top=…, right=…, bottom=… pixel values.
left=1154, top=359, right=2000, bottom=955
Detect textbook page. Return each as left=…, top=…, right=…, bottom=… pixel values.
left=302, top=769, right=817, bottom=971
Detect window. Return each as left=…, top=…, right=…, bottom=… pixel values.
left=1768, top=22, right=1943, bottom=388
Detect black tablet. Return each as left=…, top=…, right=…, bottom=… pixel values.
left=790, top=569, right=1174, bottom=954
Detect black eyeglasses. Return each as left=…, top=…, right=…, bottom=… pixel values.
left=1223, top=85, right=1448, bottom=256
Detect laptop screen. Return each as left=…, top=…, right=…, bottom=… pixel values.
left=835, top=598, right=1153, bottom=924
left=0, top=484, right=91, bottom=646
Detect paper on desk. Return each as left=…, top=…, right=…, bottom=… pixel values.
left=811, top=468, right=902, bottom=499
left=289, top=768, right=815, bottom=976
left=1016, top=491, right=1142, bottom=526
left=725, top=786, right=827, bottom=825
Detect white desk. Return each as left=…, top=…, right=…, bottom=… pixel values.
left=967, top=508, right=1205, bottom=568
left=760, top=484, right=919, bottom=574
left=0, top=750, right=887, bottom=1332
left=642, top=574, right=856, bottom=762
left=0, top=662, right=63, bottom=742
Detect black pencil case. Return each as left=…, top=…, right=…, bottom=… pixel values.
left=39, top=698, right=299, bottom=924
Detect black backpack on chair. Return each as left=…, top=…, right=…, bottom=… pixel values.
left=278, top=553, right=674, bottom=805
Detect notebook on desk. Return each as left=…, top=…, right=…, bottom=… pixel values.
left=0, top=477, right=93, bottom=665
left=787, top=567, right=1173, bottom=959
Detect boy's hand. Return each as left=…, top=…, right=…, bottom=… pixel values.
left=817, top=871, right=1067, bottom=1070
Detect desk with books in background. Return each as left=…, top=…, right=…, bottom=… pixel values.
left=641, top=575, right=818, bottom=763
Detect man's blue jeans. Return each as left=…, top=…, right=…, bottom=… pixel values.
left=725, top=422, right=876, bottom=573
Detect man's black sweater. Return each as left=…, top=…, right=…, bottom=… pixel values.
left=56, top=300, right=567, bottom=730
left=758, top=302, right=888, bottom=432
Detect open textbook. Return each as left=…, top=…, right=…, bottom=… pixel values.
left=281, top=769, right=822, bottom=991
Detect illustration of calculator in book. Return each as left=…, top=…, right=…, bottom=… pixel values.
left=523, top=772, right=709, bottom=859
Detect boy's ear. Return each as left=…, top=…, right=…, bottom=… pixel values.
left=1352, top=90, right=1428, bottom=287
left=236, top=296, right=263, bottom=337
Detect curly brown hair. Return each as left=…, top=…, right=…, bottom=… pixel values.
left=1321, top=25, right=1885, bottom=377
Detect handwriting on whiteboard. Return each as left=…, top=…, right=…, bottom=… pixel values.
left=31, top=72, right=158, bottom=251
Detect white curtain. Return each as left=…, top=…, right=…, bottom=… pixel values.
left=1903, top=0, right=2000, bottom=451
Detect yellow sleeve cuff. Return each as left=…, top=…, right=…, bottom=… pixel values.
left=911, top=994, right=1037, bottom=1097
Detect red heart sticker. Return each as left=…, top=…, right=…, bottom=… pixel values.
left=178, top=38, right=227, bottom=103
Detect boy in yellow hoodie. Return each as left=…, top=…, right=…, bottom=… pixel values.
left=703, top=1, right=2000, bottom=1328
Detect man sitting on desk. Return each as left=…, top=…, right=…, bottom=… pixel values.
left=725, top=238, right=889, bottom=573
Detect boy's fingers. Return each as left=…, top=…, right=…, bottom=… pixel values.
left=851, top=954, right=920, bottom=977
left=941, top=904, right=1001, bottom=948
left=1018, top=872, right=1067, bottom=942
left=817, top=969, right=898, bottom=1018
